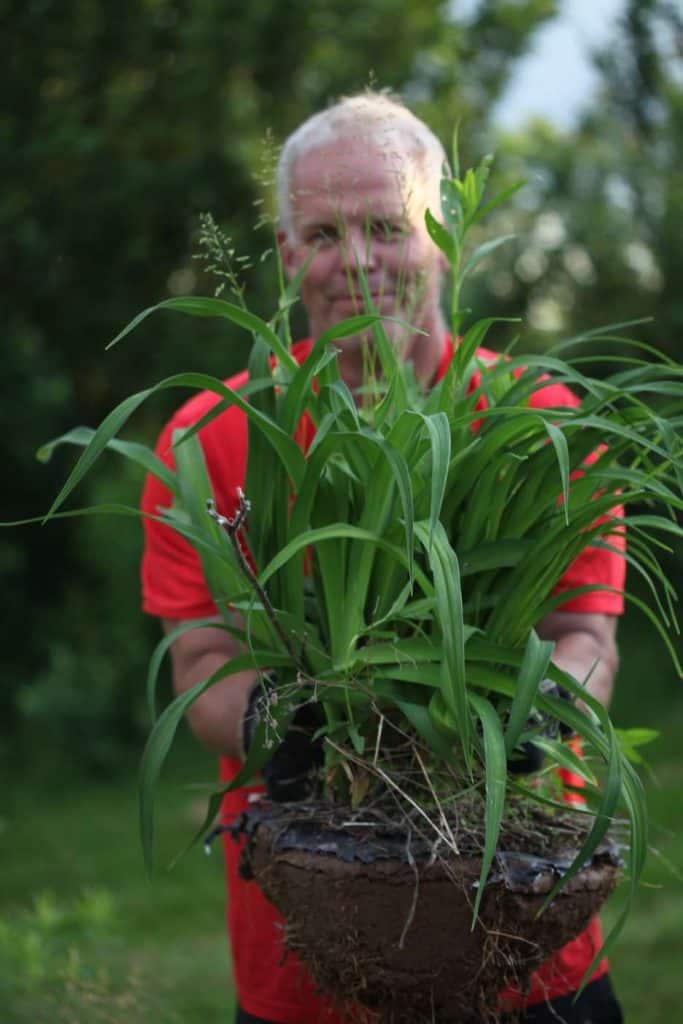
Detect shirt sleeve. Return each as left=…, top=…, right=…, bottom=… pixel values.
left=549, top=519, right=626, bottom=614
left=140, top=418, right=219, bottom=620
left=530, top=380, right=626, bottom=616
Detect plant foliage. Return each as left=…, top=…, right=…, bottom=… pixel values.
left=38, top=148, right=682, bottom=969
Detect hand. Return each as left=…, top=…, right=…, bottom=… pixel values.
left=507, top=679, right=574, bottom=776
left=242, top=676, right=324, bottom=802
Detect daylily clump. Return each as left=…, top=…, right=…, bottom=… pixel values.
left=39, top=149, right=682, bottom=971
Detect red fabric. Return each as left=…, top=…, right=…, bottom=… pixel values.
left=140, top=337, right=624, bottom=1021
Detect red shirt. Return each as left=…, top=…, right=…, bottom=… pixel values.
left=140, top=338, right=625, bottom=1021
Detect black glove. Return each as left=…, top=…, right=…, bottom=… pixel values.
left=507, top=679, right=574, bottom=776
left=242, top=676, right=324, bottom=802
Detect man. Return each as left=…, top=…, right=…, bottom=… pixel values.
left=141, top=92, right=625, bottom=1023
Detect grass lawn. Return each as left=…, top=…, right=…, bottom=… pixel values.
left=1, top=731, right=235, bottom=1024
left=2, top=633, right=681, bottom=1023
left=603, top=616, right=683, bottom=1022
left=602, top=711, right=683, bottom=1021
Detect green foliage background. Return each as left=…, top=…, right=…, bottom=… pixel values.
left=2, top=0, right=681, bottom=836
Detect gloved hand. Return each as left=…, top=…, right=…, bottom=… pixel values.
left=507, top=679, right=574, bottom=776
left=242, top=675, right=324, bottom=802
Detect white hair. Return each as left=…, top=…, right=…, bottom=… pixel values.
left=277, top=91, right=449, bottom=239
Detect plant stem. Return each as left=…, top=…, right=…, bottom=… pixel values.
left=206, top=493, right=303, bottom=671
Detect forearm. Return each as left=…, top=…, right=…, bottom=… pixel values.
left=536, top=612, right=620, bottom=711
left=180, top=657, right=257, bottom=759
left=163, top=618, right=257, bottom=760
left=547, top=633, right=617, bottom=709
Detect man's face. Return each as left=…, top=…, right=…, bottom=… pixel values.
left=280, top=137, right=446, bottom=368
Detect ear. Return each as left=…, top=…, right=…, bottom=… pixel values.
left=278, top=228, right=297, bottom=282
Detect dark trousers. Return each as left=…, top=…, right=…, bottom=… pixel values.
left=234, top=973, right=623, bottom=1023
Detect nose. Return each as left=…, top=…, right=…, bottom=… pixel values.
left=341, top=225, right=378, bottom=273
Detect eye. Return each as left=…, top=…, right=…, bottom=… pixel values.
left=370, top=218, right=404, bottom=241
left=306, top=224, right=341, bottom=246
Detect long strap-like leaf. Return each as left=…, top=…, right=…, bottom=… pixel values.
left=504, top=629, right=554, bottom=757
left=139, top=648, right=291, bottom=874
left=37, top=427, right=179, bottom=496
left=468, top=692, right=507, bottom=921
left=107, top=296, right=299, bottom=374
left=43, top=372, right=306, bottom=522
left=415, top=520, right=472, bottom=767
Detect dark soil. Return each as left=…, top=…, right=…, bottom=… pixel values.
left=235, top=801, right=621, bottom=1024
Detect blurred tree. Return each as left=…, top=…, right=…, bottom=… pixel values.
left=466, top=0, right=682, bottom=715
left=1, top=0, right=557, bottom=765
left=472, top=0, right=682, bottom=361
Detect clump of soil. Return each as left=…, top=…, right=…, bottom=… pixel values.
left=235, top=800, right=621, bottom=1024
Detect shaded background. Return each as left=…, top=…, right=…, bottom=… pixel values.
left=1, top=0, right=681, bottom=1020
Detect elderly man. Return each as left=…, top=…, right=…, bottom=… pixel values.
left=141, top=93, right=625, bottom=1024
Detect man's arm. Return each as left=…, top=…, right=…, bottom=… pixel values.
left=161, top=610, right=618, bottom=759
left=162, top=617, right=257, bottom=759
left=535, top=611, right=620, bottom=710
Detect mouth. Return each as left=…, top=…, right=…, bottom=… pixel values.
left=330, top=292, right=396, bottom=307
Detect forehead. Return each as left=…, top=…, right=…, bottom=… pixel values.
left=289, top=138, right=426, bottom=226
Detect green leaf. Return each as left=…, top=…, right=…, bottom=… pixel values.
left=168, top=684, right=298, bottom=869
left=449, top=129, right=460, bottom=181
left=139, top=649, right=288, bottom=874
left=352, top=258, right=412, bottom=417
left=244, top=336, right=279, bottom=571
left=4, top=503, right=154, bottom=528
left=539, top=716, right=623, bottom=911
left=425, top=208, right=455, bottom=261
left=318, top=314, right=384, bottom=345
left=281, top=315, right=383, bottom=433
left=440, top=176, right=463, bottom=237
left=415, top=521, right=472, bottom=765
left=272, top=246, right=316, bottom=347
left=259, top=523, right=432, bottom=596
left=543, top=421, right=571, bottom=524
left=43, top=389, right=154, bottom=521
left=428, top=689, right=459, bottom=741
left=437, top=317, right=520, bottom=404
left=311, top=476, right=351, bottom=666
left=470, top=179, right=527, bottom=226
left=419, top=412, right=451, bottom=547
left=146, top=617, right=232, bottom=721
left=615, top=727, right=659, bottom=748
left=338, top=414, right=421, bottom=656
left=614, top=727, right=660, bottom=765
left=460, top=539, right=530, bottom=575
left=42, top=372, right=306, bottom=522
left=469, top=692, right=507, bottom=921
left=531, top=736, right=598, bottom=785
left=577, top=755, right=649, bottom=988
left=37, top=427, right=179, bottom=496
left=395, top=699, right=458, bottom=765
left=361, top=426, right=416, bottom=580
left=504, top=629, right=554, bottom=756
left=465, top=664, right=648, bottom=933
left=348, top=722, right=365, bottom=755
left=350, top=637, right=441, bottom=667
left=473, top=153, right=494, bottom=203
left=172, top=430, right=250, bottom=608
left=460, top=234, right=515, bottom=283
left=107, top=296, right=299, bottom=374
